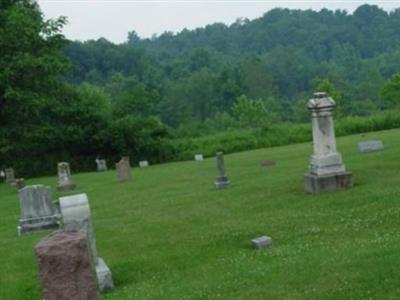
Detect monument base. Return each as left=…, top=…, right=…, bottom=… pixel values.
left=57, top=183, right=76, bottom=192
left=18, top=216, right=60, bottom=236
left=304, top=171, right=352, bottom=194
left=214, top=177, right=230, bottom=189
left=96, top=257, right=114, bottom=292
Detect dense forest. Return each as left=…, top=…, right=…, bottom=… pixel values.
left=2, top=1, right=400, bottom=176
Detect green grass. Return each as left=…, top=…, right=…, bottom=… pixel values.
left=1, top=128, right=400, bottom=299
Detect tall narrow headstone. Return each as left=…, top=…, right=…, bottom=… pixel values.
left=5, top=168, right=16, bottom=186
left=57, top=162, right=76, bottom=191
left=18, top=185, right=60, bottom=235
left=95, top=158, right=107, bottom=172
left=35, top=231, right=99, bottom=300
left=59, top=193, right=114, bottom=292
left=214, top=152, right=230, bottom=189
left=116, top=156, right=131, bottom=181
left=304, top=92, right=352, bottom=193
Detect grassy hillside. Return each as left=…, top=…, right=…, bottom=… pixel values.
left=1, top=128, right=400, bottom=299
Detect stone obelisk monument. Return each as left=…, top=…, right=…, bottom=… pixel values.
left=304, top=92, right=352, bottom=193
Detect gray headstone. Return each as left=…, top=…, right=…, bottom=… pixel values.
left=139, top=160, right=149, bottom=168
left=116, top=156, right=131, bottom=181
left=251, top=236, right=273, bottom=249
left=57, top=162, right=76, bottom=191
left=358, top=140, right=384, bottom=153
left=214, top=152, right=230, bottom=189
left=59, top=193, right=113, bottom=292
left=18, top=185, right=60, bottom=235
left=194, top=154, right=204, bottom=161
left=5, top=168, right=16, bottom=185
left=95, top=159, right=107, bottom=172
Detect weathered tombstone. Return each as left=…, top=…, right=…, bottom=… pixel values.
left=95, top=158, right=107, bottom=172
left=35, top=230, right=99, bottom=300
left=15, top=178, right=25, bottom=190
left=214, top=152, right=230, bottom=189
left=0, top=170, right=5, bottom=179
left=5, top=168, right=16, bottom=186
left=59, top=193, right=114, bottom=292
left=18, top=185, right=60, bottom=235
left=194, top=154, right=204, bottom=161
left=304, top=92, right=352, bottom=194
left=139, top=160, right=149, bottom=168
left=251, top=236, right=273, bottom=249
left=57, top=162, right=76, bottom=191
left=116, top=156, right=131, bottom=181
left=358, top=140, right=384, bottom=153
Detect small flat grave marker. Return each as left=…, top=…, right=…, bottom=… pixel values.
left=358, top=140, right=384, bottom=153
left=251, top=236, right=273, bottom=249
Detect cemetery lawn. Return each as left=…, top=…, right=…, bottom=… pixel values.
left=1, top=129, right=400, bottom=300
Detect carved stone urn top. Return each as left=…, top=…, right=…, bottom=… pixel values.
left=308, top=92, right=336, bottom=111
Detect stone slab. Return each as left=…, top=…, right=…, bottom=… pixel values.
left=251, top=236, right=273, bottom=249
left=35, top=231, right=99, bottom=300
left=358, top=140, right=384, bottom=153
left=304, top=171, right=352, bottom=194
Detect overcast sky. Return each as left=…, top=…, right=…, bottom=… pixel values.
left=38, top=1, right=400, bottom=44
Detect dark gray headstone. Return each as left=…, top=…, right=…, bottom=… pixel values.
left=358, top=140, right=384, bottom=153
left=214, top=152, right=230, bottom=189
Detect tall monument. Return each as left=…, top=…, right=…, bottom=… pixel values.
left=304, top=92, right=352, bottom=193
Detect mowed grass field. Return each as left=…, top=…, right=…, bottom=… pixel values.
left=1, top=129, right=400, bottom=300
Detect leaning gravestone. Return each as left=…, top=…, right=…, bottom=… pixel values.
left=35, top=230, right=99, bottom=300
left=95, top=158, right=107, bottom=172
left=57, top=162, right=76, bottom=191
left=139, top=160, right=149, bottom=168
left=358, top=140, right=384, bottom=153
left=194, top=154, right=204, bottom=161
left=304, top=92, right=352, bottom=194
left=214, top=152, right=230, bottom=189
left=116, top=156, right=131, bottom=181
left=18, top=185, right=60, bottom=235
left=59, top=193, right=114, bottom=292
left=5, top=168, right=16, bottom=186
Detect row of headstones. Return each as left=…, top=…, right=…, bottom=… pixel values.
left=18, top=184, right=113, bottom=298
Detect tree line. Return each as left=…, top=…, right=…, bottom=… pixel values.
left=1, top=1, right=400, bottom=176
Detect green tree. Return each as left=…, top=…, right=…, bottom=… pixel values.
left=382, top=73, right=400, bottom=109
left=231, top=95, right=271, bottom=128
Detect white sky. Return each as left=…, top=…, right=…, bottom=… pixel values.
left=37, top=1, right=400, bottom=44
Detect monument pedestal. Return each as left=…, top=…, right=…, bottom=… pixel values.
left=304, top=171, right=352, bottom=194
left=214, top=176, right=230, bottom=189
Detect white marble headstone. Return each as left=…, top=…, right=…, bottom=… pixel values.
left=59, top=193, right=113, bottom=292
left=194, top=154, right=204, bottom=161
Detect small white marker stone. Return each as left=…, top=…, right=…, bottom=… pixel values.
left=251, top=236, right=272, bottom=249
left=194, top=154, right=204, bottom=161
